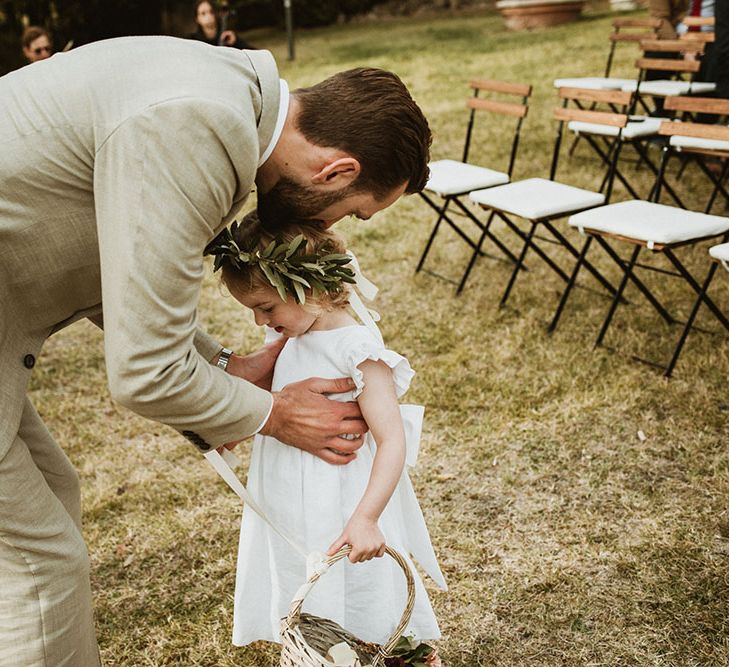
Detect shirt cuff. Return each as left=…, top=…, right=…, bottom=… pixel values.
left=252, top=393, right=274, bottom=435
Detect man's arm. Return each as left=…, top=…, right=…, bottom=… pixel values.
left=95, top=98, right=271, bottom=450
left=91, top=314, right=221, bottom=363
left=94, top=98, right=368, bottom=457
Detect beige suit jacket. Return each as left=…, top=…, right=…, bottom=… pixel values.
left=0, top=37, right=279, bottom=457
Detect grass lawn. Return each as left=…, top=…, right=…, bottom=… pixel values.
left=30, top=6, right=729, bottom=666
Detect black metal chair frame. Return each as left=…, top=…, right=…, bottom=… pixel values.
left=476, top=91, right=630, bottom=310
left=548, top=137, right=729, bottom=377
left=416, top=81, right=531, bottom=294
left=653, top=99, right=729, bottom=213
left=570, top=48, right=710, bottom=209
left=566, top=17, right=661, bottom=159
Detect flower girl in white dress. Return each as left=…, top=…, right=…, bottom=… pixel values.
left=206, top=214, right=447, bottom=647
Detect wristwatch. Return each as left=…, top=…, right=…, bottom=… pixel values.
left=216, top=347, right=234, bottom=372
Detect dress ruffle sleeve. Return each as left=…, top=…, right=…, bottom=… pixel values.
left=342, top=328, right=415, bottom=399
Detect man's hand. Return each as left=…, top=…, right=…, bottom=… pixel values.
left=259, top=377, right=368, bottom=465
left=224, top=337, right=287, bottom=390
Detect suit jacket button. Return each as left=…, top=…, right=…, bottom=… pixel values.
left=23, top=354, right=36, bottom=369
left=199, top=443, right=211, bottom=451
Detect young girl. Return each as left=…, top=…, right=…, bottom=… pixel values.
left=207, top=212, right=447, bottom=646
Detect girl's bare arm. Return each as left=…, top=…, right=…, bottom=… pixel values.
left=327, top=359, right=406, bottom=562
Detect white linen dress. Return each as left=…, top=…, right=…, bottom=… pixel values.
left=232, top=324, right=447, bottom=646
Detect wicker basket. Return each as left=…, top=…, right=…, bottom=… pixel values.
left=279, top=545, right=415, bottom=667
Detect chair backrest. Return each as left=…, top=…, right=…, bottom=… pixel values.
left=682, top=16, right=715, bottom=30
left=605, top=18, right=662, bottom=77
left=634, top=39, right=704, bottom=96
left=462, top=79, right=532, bottom=177
left=660, top=96, right=729, bottom=145
left=639, top=38, right=706, bottom=57
left=552, top=87, right=631, bottom=201
left=680, top=16, right=715, bottom=43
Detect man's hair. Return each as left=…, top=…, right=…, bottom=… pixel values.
left=22, top=26, right=49, bottom=49
left=293, top=68, right=431, bottom=198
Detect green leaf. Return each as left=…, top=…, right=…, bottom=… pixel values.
left=259, top=261, right=277, bottom=287
left=262, top=240, right=277, bottom=258
left=281, top=271, right=311, bottom=287
left=293, top=281, right=306, bottom=304
left=286, top=234, right=306, bottom=258
left=275, top=282, right=288, bottom=303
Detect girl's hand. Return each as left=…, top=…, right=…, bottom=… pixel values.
left=327, top=515, right=386, bottom=563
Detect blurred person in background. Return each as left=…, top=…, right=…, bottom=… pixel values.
left=22, top=26, right=52, bottom=63
left=715, top=0, right=728, bottom=98
left=188, top=0, right=252, bottom=48
left=648, top=0, right=689, bottom=39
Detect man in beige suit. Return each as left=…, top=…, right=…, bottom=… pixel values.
left=0, top=37, right=431, bottom=665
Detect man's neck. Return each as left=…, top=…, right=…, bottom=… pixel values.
left=256, top=97, right=306, bottom=193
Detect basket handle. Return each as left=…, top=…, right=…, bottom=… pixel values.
left=283, top=545, right=415, bottom=667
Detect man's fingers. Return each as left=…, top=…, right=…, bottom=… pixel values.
left=326, top=436, right=362, bottom=453
left=333, top=400, right=365, bottom=420
left=304, top=376, right=356, bottom=395
left=335, top=418, right=368, bottom=435
left=318, top=448, right=357, bottom=466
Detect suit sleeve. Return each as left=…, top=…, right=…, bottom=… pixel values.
left=88, top=312, right=221, bottom=362
left=94, top=97, right=272, bottom=450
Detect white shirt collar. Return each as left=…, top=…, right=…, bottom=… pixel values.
left=258, top=79, right=289, bottom=168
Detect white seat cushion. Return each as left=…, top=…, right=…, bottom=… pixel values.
left=425, top=159, right=509, bottom=196
left=688, top=82, right=717, bottom=94
left=469, top=178, right=605, bottom=219
left=569, top=200, right=729, bottom=246
left=670, top=134, right=729, bottom=152
left=553, top=77, right=636, bottom=91
left=709, top=242, right=729, bottom=263
left=623, top=80, right=691, bottom=95
left=568, top=116, right=662, bottom=139
left=621, top=80, right=716, bottom=96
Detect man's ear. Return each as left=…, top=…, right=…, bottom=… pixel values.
left=311, top=157, right=361, bottom=187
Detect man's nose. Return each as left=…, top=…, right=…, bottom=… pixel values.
left=254, top=312, right=268, bottom=326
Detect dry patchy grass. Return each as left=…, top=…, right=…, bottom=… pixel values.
left=28, top=7, right=729, bottom=666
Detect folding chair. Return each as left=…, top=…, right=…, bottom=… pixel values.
left=547, top=115, right=729, bottom=377
left=416, top=79, right=532, bottom=294
left=554, top=18, right=661, bottom=92
left=653, top=96, right=729, bottom=214
left=564, top=40, right=711, bottom=208
left=467, top=87, right=628, bottom=308
left=622, top=39, right=715, bottom=112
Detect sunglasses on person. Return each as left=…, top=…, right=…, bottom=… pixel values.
left=33, top=46, right=51, bottom=55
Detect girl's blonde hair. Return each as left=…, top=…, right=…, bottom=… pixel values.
left=220, top=211, right=351, bottom=310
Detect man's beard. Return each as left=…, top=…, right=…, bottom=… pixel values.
left=257, top=176, right=353, bottom=232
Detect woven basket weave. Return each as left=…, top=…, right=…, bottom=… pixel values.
left=279, top=546, right=415, bottom=667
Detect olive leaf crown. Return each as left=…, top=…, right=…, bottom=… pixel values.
left=204, top=221, right=356, bottom=304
